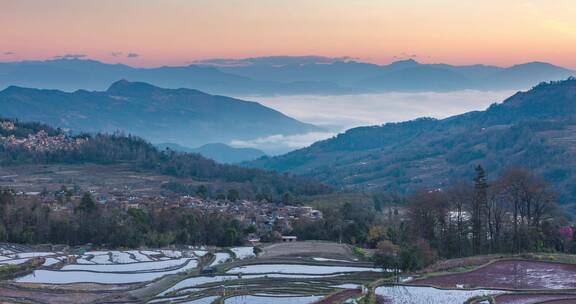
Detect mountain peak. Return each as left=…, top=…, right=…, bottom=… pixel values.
left=106, top=80, right=161, bottom=96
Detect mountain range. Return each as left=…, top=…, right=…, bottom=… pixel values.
left=0, top=57, right=573, bottom=95
left=247, top=78, right=576, bottom=205
left=0, top=80, right=318, bottom=149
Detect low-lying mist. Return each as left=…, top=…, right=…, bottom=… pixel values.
left=232, top=90, right=516, bottom=155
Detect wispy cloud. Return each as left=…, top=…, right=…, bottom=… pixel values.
left=53, top=54, right=87, bottom=59
left=127, top=52, right=139, bottom=58
left=111, top=51, right=123, bottom=57
left=230, top=132, right=334, bottom=155
left=2, top=52, right=15, bottom=56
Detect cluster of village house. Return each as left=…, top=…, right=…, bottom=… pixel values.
left=18, top=189, right=322, bottom=240
left=0, top=127, right=86, bottom=152
left=2, top=121, right=319, bottom=241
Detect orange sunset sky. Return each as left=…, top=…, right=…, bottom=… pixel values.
left=1, top=0, right=575, bottom=68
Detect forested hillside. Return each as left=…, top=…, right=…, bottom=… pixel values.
left=0, top=119, right=330, bottom=199
left=248, top=78, right=576, bottom=205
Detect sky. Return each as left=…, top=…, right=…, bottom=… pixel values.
left=1, top=0, right=575, bottom=68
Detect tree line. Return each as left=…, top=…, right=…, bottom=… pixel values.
left=0, top=190, right=248, bottom=248
left=290, top=166, right=570, bottom=271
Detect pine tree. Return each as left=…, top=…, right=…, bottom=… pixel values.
left=472, top=165, right=488, bottom=254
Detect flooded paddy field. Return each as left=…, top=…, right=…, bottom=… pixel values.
left=413, top=259, right=576, bottom=289
left=10, top=242, right=576, bottom=304
left=147, top=242, right=383, bottom=304
left=372, top=258, right=576, bottom=304
left=0, top=241, right=385, bottom=304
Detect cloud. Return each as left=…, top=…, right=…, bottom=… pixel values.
left=230, top=90, right=517, bottom=154
left=194, top=56, right=352, bottom=67
left=3, top=52, right=15, bottom=56
left=111, top=51, right=123, bottom=57
left=230, top=132, right=335, bottom=155
left=127, top=52, right=139, bottom=58
left=241, top=90, right=517, bottom=132
left=54, top=54, right=87, bottom=59
left=392, top=52, right=419, bottom=60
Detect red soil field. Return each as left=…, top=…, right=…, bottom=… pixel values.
left=0, top=284, right=138, bottom=304
left=495, top=293, right=576, bottom=304
left=413, top=260, right=576, bottom=290
left=314, top=289, right=361, bottom=304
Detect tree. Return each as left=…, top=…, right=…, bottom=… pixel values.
left=196, top=185, right=208, bottom=199
left=76, top=193, right=97, bottom=214
left=446, top=182, right=473, bottom=257
left=471, top=165, right=488, bottom=254
left=373, top=240, right=399, bottom=271
left=227, top=189, right=240, bottom=202
left=499, top=167, right=557, bottom=252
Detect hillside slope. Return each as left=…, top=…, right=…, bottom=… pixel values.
left=0, top=80, right=319, bottom=148
left=247, top=78, right=576, bottom=202
left=0, top=118, right=330, bottom=198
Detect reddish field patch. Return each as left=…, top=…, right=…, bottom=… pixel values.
left=414, top=260, right=576, bottom=290
left=0, top=284, right=136, bottom=304
left=495, top=293, right=576, bottom=304
left=314, top=289, right=361, bottom=304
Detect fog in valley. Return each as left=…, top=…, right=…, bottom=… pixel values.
left=232, top=90, right=516, bottom=154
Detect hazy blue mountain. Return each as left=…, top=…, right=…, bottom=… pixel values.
left=0, top=57, right=573, bottom=95
left=247, top=78, right=576, bottom=203
left=485, top=62, right=575, bottom=89
left=203, top=56, right=574, bottom=92
left=0, top=58, right=354, bottom=95
left=358, top=65, right=477, bottom=91
left=359, top=60, right=573, bottom=91
left=156, top=142, right=266, bottom=164
left=0, top=80, right=320, bottom=148
left=190, top=143, right=266, bottom=164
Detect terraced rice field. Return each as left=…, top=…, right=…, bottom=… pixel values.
left=1, top=242, right=383, bottom=303
left=224, top=294, right=323, bottom=303
left=375, top=285, right=505, bottom=304
left=413, top=259, right=576, bottom=289
left=0, top=243, right=212, bottom=303
left=0, top=244, right=62, bottom=266
left=495, top=293, right=576, bottom=304
left=150, top=258, right=383, bottom=304
left=16, top=248, right=203, bottom=284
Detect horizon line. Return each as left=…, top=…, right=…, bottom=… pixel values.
left=0, top=55, right=574, bottom=70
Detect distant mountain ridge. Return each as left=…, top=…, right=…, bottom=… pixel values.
left=246, top=78, right=576, bottom=204
left=157, top=142, right=266, bottom=164
left=0, top=57, right=573, bottom=95
left=0, top=80, right=319, bottom=149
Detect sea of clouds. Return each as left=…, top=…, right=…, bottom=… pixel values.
left=231, top=90, right=517, bottom=154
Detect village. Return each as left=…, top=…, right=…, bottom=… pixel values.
left=0, top=123, right=86, bottom=152
left=11, top=184, right=323, bottom=241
